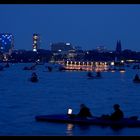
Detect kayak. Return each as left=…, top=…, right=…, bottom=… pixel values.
left=35, top=114, right=140, bottom=127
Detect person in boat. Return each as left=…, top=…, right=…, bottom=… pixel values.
left=133, top=74, right=140, bottom=81
left=77, top=104, right=93, bottom=118
left=31, top=72, right=38, bottom=82
left=110, top=104, right=124, bottom=121
left=101, top=104, right=124, bottom=121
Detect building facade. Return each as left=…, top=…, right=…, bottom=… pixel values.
left=0, top=33, right=14, bottom=54
left=115, top=40, right=122, bottom=54
left=50, top=42, right=74, bottom=54
left=32, top=33, right=40, bottom=52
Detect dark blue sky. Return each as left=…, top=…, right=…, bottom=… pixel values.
left=0, top=4, right=140, bottom=51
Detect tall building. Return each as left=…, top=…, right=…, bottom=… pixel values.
left=50, top=42, right=74, bottom=53
left=115, top=40, right=122, bottom=62
left=0, top=33, right=14, bottom=54
left=32, top=33, right=40, bottom=52
left=115, top=40, right=122, bottom=54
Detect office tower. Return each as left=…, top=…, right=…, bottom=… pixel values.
left=50, top=42, right=73, bottom=52
left=33, top=33, right=40, bottom=52
left=115, top=40, right=122, bottom=54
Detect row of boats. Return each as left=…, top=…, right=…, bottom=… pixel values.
left=28, top=71, right=140, bottom=84
left=22, top=63, right=140, bottom=84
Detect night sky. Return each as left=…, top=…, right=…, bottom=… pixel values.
left=0, top=4, right=140, bottom=51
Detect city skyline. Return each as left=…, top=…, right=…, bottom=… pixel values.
left=0, top=4, right=140, bottom=51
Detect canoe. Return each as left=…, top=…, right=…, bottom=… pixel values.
left=35, top=114, right=140, bottom=127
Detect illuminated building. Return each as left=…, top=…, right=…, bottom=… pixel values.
left=0, top=33, right=14, bottom=54
left=32, top=33, right=40, bottom=52
left=50, top=42, right=74, bottom=53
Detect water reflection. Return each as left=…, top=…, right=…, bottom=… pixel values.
left=66, top=123, right=74, bottom=136
left=65, top=121, right=123, bottom=136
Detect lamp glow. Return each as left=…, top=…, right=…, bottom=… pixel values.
left=111, top=62, right=114, bottom=66
left=68, top=108, right=72, bottom=115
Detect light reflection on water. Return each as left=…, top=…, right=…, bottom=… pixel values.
left=66, top=123, right=74, bottom=136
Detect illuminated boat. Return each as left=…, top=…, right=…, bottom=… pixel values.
left=35, top=114, right=140, bottom=127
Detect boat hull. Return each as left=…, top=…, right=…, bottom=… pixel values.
left=35, top=114, right=140, bottom=127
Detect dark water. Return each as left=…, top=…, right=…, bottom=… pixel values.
left=0, top=63, right=140, bottom=136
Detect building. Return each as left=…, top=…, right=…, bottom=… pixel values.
left=32, top=33, right=40, bottom=52
left=115, top=40, right=122, bottom=54
left=115, top=40, right=122, bottom=62
left=50, top=42, right=74, bottom=54
left=96, top=46, right=107, bottom=53
left=0, top=33, right=14, bottom=54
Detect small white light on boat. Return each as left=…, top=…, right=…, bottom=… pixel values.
left=68, top=108, right=72, bottom=115
left=111, top=70, right=115, bottom=72
left=111, top=62, right=114, bottom=66
left=120, top=70, right=125, bottom=73
left=126, top=59, right=134, bottom=62
left=67, top=61, right=69, bottom=65
left=79, top=62, right=80, bottom=65
left=121, top=60, right=124, bottom=63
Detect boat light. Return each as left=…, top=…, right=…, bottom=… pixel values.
left=121, top=60, right=124, bottom=63
left=68, top=108, right=72, bottom=115
left=111, top=62, right=114, bottom=66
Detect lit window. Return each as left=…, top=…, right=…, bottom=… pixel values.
left=33, top=45, right=37, bottom=49
left=33, top=48, right=37, bottom=52
left=34, top=40, right=37, bottom=44
left=33, top=35, right=38, bottom=40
